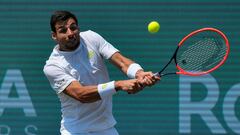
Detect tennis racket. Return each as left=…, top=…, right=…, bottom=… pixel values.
left=154, top=27, right=230, bottom=77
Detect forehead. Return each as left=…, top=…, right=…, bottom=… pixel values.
left=55, top=18, right=77, bottom=28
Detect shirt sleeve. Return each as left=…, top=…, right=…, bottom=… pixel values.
left=43, top=64, right=76, bottom=94
left=88, top=30, right=119, bottom=59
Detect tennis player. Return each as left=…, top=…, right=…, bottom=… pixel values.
left=43, top=10, right=160, bottom=135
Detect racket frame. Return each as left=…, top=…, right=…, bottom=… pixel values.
left=155, top=27, right=230, bottom=77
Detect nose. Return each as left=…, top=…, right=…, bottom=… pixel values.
left=67, top=28, right=74, bottom=37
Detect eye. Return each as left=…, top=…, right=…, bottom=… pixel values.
left=70, top=24, right=78, bottom=31
left=58, top=28, right=67, bottom=33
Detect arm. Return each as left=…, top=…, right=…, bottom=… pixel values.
left=63, top=79, right=145, bottom=103
left=110, top=52, right=160, bottom=86
left=44, top=64, right=102, bottom=103
left=110, top=52, right=144, bottom=78
left=61, top=54, right=144, bottom=102
left=44, top=62, right=144, bottom=104
left=63, top=81, right=101, bottom=103
left=109, top=52, right=136, bottom=74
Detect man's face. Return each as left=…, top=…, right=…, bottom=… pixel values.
left=52, top=18, right=80, bottom=51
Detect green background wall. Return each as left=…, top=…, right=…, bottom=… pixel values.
left=0, top=0, right=239, bottom=134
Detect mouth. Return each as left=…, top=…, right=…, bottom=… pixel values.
left=68, top=37, right=77, bottom=43
left=65, top=37, right=80, bottom=48
left=69, top=38, right=75, bottom=43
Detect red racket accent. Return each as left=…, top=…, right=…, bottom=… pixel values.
left=176, top=27, right=230, bottom=76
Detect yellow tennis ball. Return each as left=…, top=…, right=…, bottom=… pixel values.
left=148, top=21, right=160, bottom=34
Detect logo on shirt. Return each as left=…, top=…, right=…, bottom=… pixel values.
left=55, top=79, right=65, bottom=88
left=88, top=50, right=94, bottom=59
left=102, top=83, right=108, bottom=90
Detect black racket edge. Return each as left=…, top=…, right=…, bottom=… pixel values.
left=154, top=72, right=177, bottom=77
left=154, top=46, right=179, bottom=77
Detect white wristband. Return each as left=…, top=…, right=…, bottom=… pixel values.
left=98, top=81, right=116, bottom=99
left=127, top=63, right=143, bottom=78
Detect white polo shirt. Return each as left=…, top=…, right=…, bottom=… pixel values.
left=43, top=30, right=119, bottom=134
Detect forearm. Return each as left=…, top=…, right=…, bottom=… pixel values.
left=63, top=84, right=101, bottom=103
left=110, top=52, right=159, bottom=88
left=63, top=81, right=116, bottom=103
left=110, top=52, right=143, bottom=77
left=112, top=55, right=134, bottom=74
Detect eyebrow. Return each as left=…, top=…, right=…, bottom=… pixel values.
left=56, top=22, right=77, bottom=29
left=56, top=26, right=64, bottom=29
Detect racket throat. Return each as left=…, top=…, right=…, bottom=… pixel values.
left=154, top=72, right=176, bottom=77
left=154, top=47, right=179, bottom=77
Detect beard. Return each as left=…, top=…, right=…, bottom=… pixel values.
left=66, top=37, right=80, bottom=49
left=59, top=36, right=80, bottom=51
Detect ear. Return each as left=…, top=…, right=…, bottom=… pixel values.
left=51, top=32, right=57, bottom=41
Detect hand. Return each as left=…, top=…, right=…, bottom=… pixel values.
left=115, top=79, right=144, bottom=94
left=135, top=70, right=160, bottom=87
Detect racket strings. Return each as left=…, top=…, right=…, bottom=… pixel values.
left=178, top=39, right=217, bottom=71
left=201, top=39, right=225, bottom=68
left=204, top=44, right=226, bottom=69
left=176, top=31, right=227, bottom=73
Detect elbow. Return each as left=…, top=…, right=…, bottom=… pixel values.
left=78, top=98, right=90, bottom=103
left=63, top=84, right=100, bottom=103
left=76, top=94, right=90, bottom=103
left=76, top=93, right=98, bottom=103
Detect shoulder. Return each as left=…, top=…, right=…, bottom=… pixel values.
left=80, top=30, right=103, bottom=51
left=80, top=30, right=105, bottom=42
left=43, top=50, right=65, bottom=75
left=43, top=59, right=63, bottom=76
left=80, top=30, right=99, bottom=37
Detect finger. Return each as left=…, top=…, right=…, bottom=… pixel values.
left=146, top=71, right=154, bottom=77
left=144, top=76, right=154, bottom=85
left=155, top=76, right=161, bottom=80
left=148, top=76, right=160, bottom=86
left=137, top=83, right=144, bottom=90
left=133, top=83, right=142, bottom=90
left=137, top=79, right=146, bottom=87
left=132, top=82, right=144, bottom=92
left=138, top=71, right=151, bottom=78
left=139, top=83, right=145, bottom=88
left=137, top=78, right=146, bottom=87
left=128, top=86, right=133, bottom=90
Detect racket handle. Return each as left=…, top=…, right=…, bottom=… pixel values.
left=153, top=72, right=160, bottom=77
left=154, top=72, right=176, bottom=77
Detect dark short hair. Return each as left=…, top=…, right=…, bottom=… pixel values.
left=50, top=10, right=78, bottom=32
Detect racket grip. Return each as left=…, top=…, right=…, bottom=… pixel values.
left=153, top=72, right=160, bottom=77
